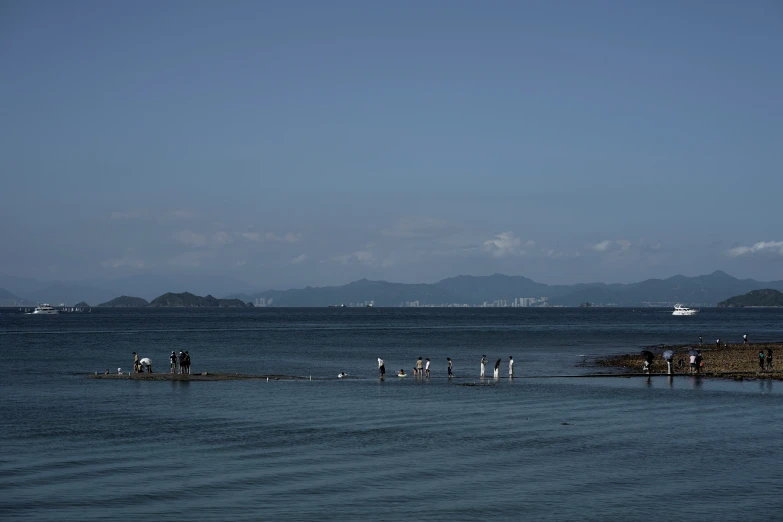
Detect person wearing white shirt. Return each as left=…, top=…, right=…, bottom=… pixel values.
left=480, top=355, right=487, bottom=378
left=378, top=357, right=385, bottom=377
left=509, top=356, right=514, bottom=377
left=425, top=358, right=431, bottom=377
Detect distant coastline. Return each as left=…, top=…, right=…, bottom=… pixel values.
left=5, top=270, right=783, bottom=308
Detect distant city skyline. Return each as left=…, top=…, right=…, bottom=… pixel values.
left=2, top=1, right=781, bottom=288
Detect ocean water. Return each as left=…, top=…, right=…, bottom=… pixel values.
left=1, top=307, right=783, bottom=521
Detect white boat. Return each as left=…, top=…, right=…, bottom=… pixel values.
left=31, top=304, right=59, bottom=315
left=672, top=304, right=698, bottom=316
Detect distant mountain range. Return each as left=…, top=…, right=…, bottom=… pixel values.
left=3, top=270, right=783, bottom=307
left=229, top=271, right=783, bottom=307
left=0, top=273, right=254, bottom=307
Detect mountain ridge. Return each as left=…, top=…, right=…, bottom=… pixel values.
left=232, top=270, right=783, bottom=307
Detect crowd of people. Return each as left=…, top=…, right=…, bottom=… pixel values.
left=644, top=334, right=774, bottom=375
left=130, top=351, right=191, bottom=374
left=376, top=355, right=515, bottom=379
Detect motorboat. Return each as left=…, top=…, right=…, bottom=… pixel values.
left=32, top=304, right=59, bottom=315
left=672, top=304, right=698, bottom=316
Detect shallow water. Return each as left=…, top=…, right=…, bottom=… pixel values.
left=1, top=308, right=782, bottom=520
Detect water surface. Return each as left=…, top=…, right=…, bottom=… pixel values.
left=2, top=308, right=782, bottom=520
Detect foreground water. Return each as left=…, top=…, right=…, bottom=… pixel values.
left=2, top=308, right=783, bottom=520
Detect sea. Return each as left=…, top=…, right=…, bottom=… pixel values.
left=1, top=307, right=783, bottom=521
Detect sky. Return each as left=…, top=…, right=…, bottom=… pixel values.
left=1, top=0, right=782, bottom=291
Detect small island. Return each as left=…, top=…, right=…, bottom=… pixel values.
left=149, top=292, right=249, bottom=308
left=74, top=301, right=92, bottom=308
left=597, top=341, right=783, bottom=380
left=718, top=289, right=783, bottom=308
left=98, top=296, right=150, bottom=307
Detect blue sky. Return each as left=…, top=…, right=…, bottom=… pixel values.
left=1, top=0, right=782, bottom=289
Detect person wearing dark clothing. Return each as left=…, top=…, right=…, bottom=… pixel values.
left=699, top=334, right=702, bottom=346
left=643, top=352, right=654, bottom=372
left=447, top=358, right=453, bottom=378
left=759, top=350, right=765, bottom=371
left=493, top=358, right=501, bottom=379
left=170, top=351, right=177, bottom=374
left=744, top=334, right=748, bottom=344
left=695, top=354, right=703, bottom=374
left=767, top=349, right=773, bottom=370
left=184, top=351, right=191, bottom=374
left=178, top=351, right=185, bottom=374
left=133, top=352, right=140, bottom=373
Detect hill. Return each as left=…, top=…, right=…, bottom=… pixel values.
left=241, top=270, right=783, bottom=307
left=98, top=296, right=150, bottom=307
left=0, top=287, right=35, bottom=306
left=74, top=301, right=91, bottom=308
left=718, top=289, right=783, bottom=308
left=149, top=292, right=248, bottom=307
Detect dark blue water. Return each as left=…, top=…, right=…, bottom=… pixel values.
left=2, top=308, right=783, bottom=520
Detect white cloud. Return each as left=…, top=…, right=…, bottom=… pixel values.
left=483, top=232, right=530, bottom=258
left=174, top=230, right=207, bottom=247
left=213, top=231, right=234, bottom=245
left=239, top=231, right=262, bottom=242
left=727, top=241, right=783, bottom=258
left=354, top=251, right=373, bottom=262
left=290, top=254, right=307, bottom=264
left=616, top=239, right=632, bottom=251
left=330, top=250, right=376, bottom=265
left=590, top=240, right=613, bottom=252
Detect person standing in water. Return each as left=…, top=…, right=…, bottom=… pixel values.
left=416, top=357, right=424, bottom=377
left=447, top=358, right=453, bottom=378
left=508, top=356, right=514, bottom=378
left=480, top=355, right=487, bottom=378
left=493, top=358, right=501, bottom=379
left=378, top=357, right=385, bottom=378
left=425, top=358, right=431, bottom=378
